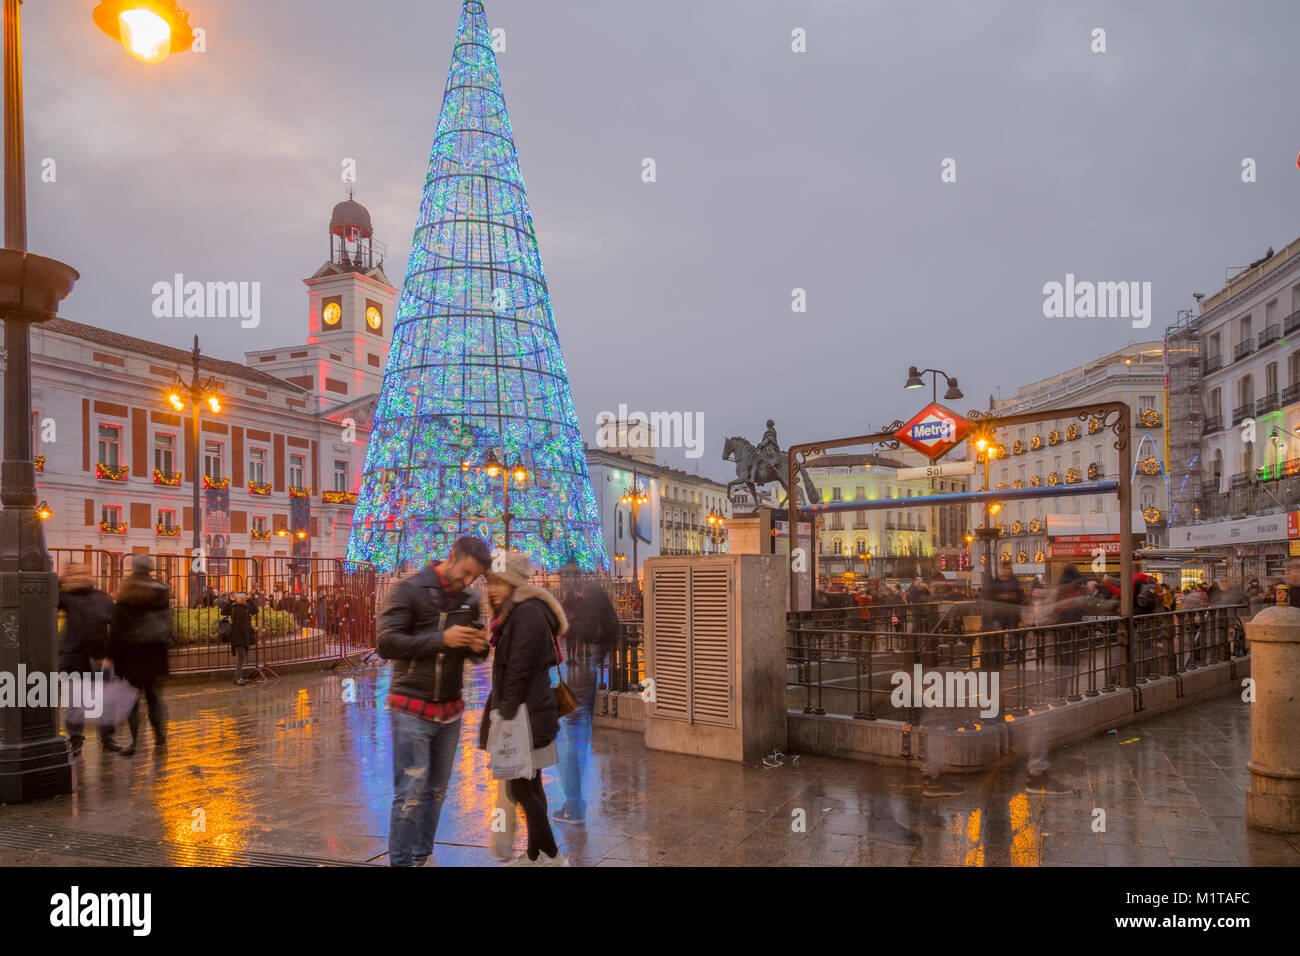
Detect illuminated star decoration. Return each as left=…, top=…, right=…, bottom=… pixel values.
left=347, top=0, right=606, bottom=573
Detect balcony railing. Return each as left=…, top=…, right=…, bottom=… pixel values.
left=1203, top=354, right=1223, bottom=374
left=1231, top=403, right=1253, bottom=425
left=1256, top=393, right=1280, bottom=416
left=1202, top=415, right=1224, bottom=435
left=1283, top=382, right=1300, bottom=407
left=1230, top=472, right=1252, bottom=490
left=1233, top=340, right=1255, bottom=361
left=1285, top=308, right=1300, bottom=336
left=1258, top=324, right=1281, bottom=349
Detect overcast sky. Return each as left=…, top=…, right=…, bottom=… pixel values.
left=20, top=0, right=1300, bottom=483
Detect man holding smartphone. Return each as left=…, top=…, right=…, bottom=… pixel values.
left=378, top=536, right=492, bottom=867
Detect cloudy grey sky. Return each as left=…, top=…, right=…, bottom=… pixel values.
left=21, top=0, right=1300, bottom=483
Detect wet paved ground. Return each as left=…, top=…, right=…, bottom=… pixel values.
left=1, top=663, right=1297, bottom=866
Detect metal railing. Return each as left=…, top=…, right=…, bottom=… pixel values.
left=787, top=605, right=1248, bottom=719
left=1256, top=392, right=1279, bottom=415
left=1231, top=403, right=1253, bottom=425
left=1283, top=382, right=1300, bottom=407
left=1258, top=324, right=1280, bottom=349
left=1233, top=340, right=1255, bottom=361
left=1285, top=308, right=1300, bottom=336
left=1202, top=415, right=1224, bottom=434
left=1203, top=354, right=1223, bottom=374
left=50, top=550, right=380, bottom=674
left=597, top=620, right=644, bottom=694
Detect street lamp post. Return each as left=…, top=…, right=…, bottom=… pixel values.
left=904, top=366, right=964, bottom=405
left=0, top=0, right=197, bottom=803
left=464, top=448, right=529, bottom=551
left=707, top=506, right=724, bottom=553
left=973, top=435, right=1002, bottom=587
left=619, top=478, right=649, bottom=583
left=168, top=336, right=221, bottom=555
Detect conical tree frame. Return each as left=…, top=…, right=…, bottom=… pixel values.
left=348, top=0, right=607, bottom=572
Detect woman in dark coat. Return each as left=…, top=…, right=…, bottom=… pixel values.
left=58, top=563, right=121, bottom=755
left=219, top=590, right=259, bottom=685
left=478, top=552, right=568, bottom=866
left=107, top=553, right=171, bottom=755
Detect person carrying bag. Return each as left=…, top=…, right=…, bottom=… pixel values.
left=478, top=552, right=570, bottom=866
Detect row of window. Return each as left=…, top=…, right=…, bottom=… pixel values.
left=1204, top=285, right=1300, bottom=363
left=1205, top=352, right=1300, bottom=419
left=93, top=424, right=350, bottom=492
left=97, top=504, right=287, bottom=537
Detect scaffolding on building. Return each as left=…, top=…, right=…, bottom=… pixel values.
left=1165, top=310, right=1203, bottom=526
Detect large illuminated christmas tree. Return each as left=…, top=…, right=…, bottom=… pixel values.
left=347, top=0, right=607, bottom=572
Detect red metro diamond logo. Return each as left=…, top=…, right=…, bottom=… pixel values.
left=894, top=403, right=973, bottom=461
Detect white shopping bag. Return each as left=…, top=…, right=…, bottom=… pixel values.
left=95, top=678, right=139, bottom=727
left=487, top=703, right=534, bottom=780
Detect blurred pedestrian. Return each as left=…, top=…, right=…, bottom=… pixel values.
left=553, top=580, right=619, bottom=826
left=220, top=590, right=259, bottom=686
left=58, top=563, right=121, bottom=756
left=377, top=536, right=491, bottom=868
left=1245, top=578, right=1264, bottom=617
left=107, top=554, right=172, bottom=756
left=479, top=552, right=569, bottom=866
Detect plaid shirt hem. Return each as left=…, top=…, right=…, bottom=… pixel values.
left=386, top=693, right=465, bottom=724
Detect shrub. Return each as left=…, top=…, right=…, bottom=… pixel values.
left=169, top=607, right=298, bottom=647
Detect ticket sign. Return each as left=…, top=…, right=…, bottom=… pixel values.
left=893, top=403, right=974, bottom=462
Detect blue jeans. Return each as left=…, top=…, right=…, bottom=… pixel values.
left=388, top=711, right=462, bottom=867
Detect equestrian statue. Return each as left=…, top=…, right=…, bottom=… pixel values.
left=723, top=419, right=821, bottom=510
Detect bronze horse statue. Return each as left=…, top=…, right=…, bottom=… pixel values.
left=723, top=436, right=820, bottom=507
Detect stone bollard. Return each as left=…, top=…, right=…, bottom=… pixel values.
left=1244, top=604, right=1300, bottom=832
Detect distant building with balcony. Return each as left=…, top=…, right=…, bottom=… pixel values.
left=584, top=446, right=732, bottom=580
left=1167, top=236, right=1300, bottom=585
left=803, top=450, right=970, bottom=584
left=983, top=342, right=1167, bottom=582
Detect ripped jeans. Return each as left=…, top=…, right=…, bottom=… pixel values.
left=388, top=710, right=462, bottom=867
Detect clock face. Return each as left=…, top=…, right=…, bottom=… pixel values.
left=322, top=302, right=342, bottom=327
left=366, top=305, right=382, bottom=331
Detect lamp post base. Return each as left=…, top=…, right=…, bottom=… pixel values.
left=0, top=736, right=71, bottom=803
left=0, top=563, right=72, bottom=803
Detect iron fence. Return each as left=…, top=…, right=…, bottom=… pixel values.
left=51, top=550, right=379, bottom=674
left=788, top=605, right=1248, bottom=720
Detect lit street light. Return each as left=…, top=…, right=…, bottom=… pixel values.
left=464, top=447, right=530, bottom=550
left=619, top=479, right=649, bottom=583
left=92, top=1, right=195, bottom=64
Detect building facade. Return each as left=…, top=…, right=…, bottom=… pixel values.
left=15, top=197, right=395, bottom=570
left=979, top=342, right=1168, bottom=582
left=1167, top=236, right=1300, bottom=585
left=586, top=446, right=732, bottom=579
left=805, top=451, right=970, bottom=583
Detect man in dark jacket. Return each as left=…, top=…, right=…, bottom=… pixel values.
left=107, top=554, right=172, bottom=756
left=58, top=563, right=121, bottom=755
left=377, top=536, right=491, bottom=867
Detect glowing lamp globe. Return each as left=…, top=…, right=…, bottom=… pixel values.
left=93, top=1, right=196, bottom=64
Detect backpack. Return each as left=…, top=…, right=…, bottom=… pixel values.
left=1135, top=580, right=1157, bottom=611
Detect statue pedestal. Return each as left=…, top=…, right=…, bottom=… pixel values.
left=727, top=508, right=773, bottom=555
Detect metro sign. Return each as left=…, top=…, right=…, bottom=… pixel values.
left=893, top=403, right=973, bottom=461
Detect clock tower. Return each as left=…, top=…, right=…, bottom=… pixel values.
left=246, top=194, right=397, bottom=404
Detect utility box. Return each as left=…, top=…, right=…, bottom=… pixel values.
left=643, top=554, right=787, bottom=762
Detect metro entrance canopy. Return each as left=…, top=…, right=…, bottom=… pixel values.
left=786, top=401, right=1136, bottom=616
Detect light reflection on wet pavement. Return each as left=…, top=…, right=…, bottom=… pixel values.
left=2, top=664, right=1298, bottom=866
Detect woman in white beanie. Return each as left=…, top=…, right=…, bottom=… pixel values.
left=477, top=551, right=570, bottom=866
